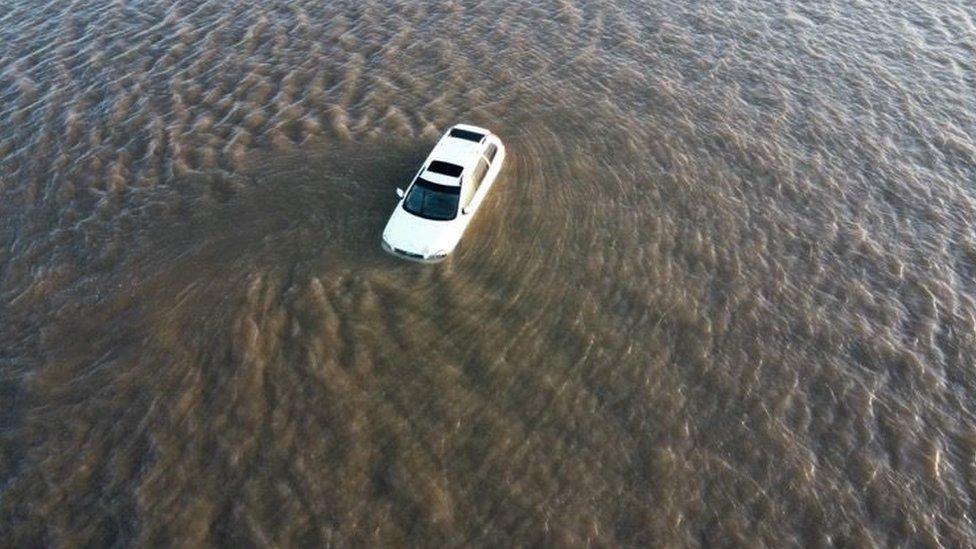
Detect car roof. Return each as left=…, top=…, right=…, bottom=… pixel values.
left=421, top=125, right=492, bottom=187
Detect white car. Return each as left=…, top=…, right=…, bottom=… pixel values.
left=381, top=124, right=506, bottom=262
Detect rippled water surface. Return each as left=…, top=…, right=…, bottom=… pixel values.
left=3, top=0, right=976, bottom=546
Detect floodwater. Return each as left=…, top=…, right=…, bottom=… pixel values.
left=2, top=0, right=976, bottom=546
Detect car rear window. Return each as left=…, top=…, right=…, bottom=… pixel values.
left=427, top=160, right=463, bottom=177
left=448, top=128, right=484, bottom=142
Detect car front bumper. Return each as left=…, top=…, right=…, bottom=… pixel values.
left=381, top=240, right=448, bottom=263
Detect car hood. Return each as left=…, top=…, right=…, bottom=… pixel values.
left=382, top=205, right=463, bottom=255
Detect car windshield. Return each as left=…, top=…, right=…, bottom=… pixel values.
left=403, top=178, right=460, bottom=220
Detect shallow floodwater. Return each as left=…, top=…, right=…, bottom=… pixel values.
left=2, top=0, right=976, bottom=546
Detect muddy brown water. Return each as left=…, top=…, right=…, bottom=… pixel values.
left=2, top=0, right=976, bottom=546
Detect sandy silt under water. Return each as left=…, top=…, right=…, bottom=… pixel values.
left=3, top=0, right=976, bottom=546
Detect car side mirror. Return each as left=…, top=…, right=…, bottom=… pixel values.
left=462, top=207, right=470, bottom=215
left=396, top=188, right=405, bottom=198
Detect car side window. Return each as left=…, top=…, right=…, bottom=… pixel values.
left=463, top=159, right=489, bottom=207
left=484, top=144, right=498, bottom=164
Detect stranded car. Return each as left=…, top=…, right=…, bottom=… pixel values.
left=381, top=124, right=506, bottom=262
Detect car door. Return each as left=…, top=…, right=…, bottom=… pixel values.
left=463, top=157, right=490, bottom=213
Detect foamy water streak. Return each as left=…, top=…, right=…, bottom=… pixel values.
left=2, top=0, right=976, bottom=546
